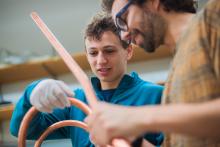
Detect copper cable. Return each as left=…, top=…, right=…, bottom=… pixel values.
left=34, top=120, right=89, bottom=147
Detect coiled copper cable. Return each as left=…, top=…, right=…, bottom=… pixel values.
left=18, top=98, right=91, bottom=147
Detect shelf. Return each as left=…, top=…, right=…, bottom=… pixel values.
left=0, top=45, right=172, bottom=84
left=0, top=104, right=14, bottom=121
left=0, top=82, right=165, bottom=122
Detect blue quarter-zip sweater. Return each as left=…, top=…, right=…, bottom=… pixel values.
left=10, top=72, right=164, bottom=146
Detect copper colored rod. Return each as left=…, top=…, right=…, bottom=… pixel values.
left=34, top=120, right=88, bottom=147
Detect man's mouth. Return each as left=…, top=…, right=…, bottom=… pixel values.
left=97, top=68, right=111, bottom=76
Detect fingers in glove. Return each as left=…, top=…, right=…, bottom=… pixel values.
left=58, top=81, right=74, bottom=97
left=53, top=85, right=70, bottom=107
left=38, top=91, right=54, bottom=112
left=56, top=81, right=74, bottom=107
left=45, top=84, right=65, bottom=108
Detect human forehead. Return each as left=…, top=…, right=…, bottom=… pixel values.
left=111, top=0, right=130, bottom=18
left=85, top=31, right=122, bottom=50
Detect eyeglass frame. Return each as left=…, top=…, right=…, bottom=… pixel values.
left=115, top=0, right=133, bottom=32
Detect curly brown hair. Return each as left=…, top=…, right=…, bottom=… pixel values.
left=84, top=12, right=129, bottom=49
left=101, top=0, right=196, bottom=13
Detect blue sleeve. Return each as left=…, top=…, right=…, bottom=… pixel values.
left=10, top=80, right=71, bottom=140
left=147, top=84, right=164, bottom=105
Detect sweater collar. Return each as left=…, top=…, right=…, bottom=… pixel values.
left=91, top=72, right=142, bottom=94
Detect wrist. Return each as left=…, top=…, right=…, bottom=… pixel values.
left=137, top=106, right=161, bottom=133
left=25, top=80, right=43, bottom=107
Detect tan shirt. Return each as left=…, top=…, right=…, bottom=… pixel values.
left=162, top=0, right=220, bottom=146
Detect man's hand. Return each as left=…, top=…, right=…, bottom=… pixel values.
left=30, top=79, right=74, bottom=113
left=85, top=102, right=148, bottom=146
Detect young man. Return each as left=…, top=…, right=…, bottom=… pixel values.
left=85, top=0, right=220, bottom=146
left=10, top=13, right=164, bottom=146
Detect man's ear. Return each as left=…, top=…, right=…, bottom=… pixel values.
left=126, top=45, right=133, bottom=60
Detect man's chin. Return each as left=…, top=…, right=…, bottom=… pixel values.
left=141, top=44, right=156, bottom=53
left=145, top=47, right=156, bottom=53
left=133, top=41, right=156, bottom=53
left=98, top=76, right=110, bottom=82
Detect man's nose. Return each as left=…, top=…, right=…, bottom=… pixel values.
left=120, top=31, right=131, bottom=43
left=97, top=53, right=107, bottom=64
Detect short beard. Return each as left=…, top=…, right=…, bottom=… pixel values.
left=141, top=11, right=167, bottom=53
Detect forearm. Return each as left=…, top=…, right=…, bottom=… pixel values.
left=10, top=96, right=42, bottom=139
left=10, top=80, right=44, bottom=139
left=138, top=98, right=220, bottom=139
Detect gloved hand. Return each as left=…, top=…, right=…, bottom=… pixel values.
left=30, top=79, right=74, bottom=113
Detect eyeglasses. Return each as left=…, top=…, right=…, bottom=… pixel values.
left=115, top=0, right=133, bottom=32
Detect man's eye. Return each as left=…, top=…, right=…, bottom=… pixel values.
left=105, top=48, right=116, bottom=53
left=106, top=50, right=114, bottom=53
left=89, top=52, right=97, bottom=56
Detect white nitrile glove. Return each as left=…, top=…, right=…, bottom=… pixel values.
left=30, top=79, right=74, bottom=113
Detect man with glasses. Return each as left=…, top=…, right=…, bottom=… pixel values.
left=105, top=0, right=196, bottom=52
left=85, top=0, right=220, bottom=147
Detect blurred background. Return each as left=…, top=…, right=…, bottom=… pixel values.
left=0, top=0, right=208, bottom=146
left=0, top=0, right=100, bottom=65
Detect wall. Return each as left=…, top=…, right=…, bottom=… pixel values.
left=0, top=0, right=100, bottom=58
